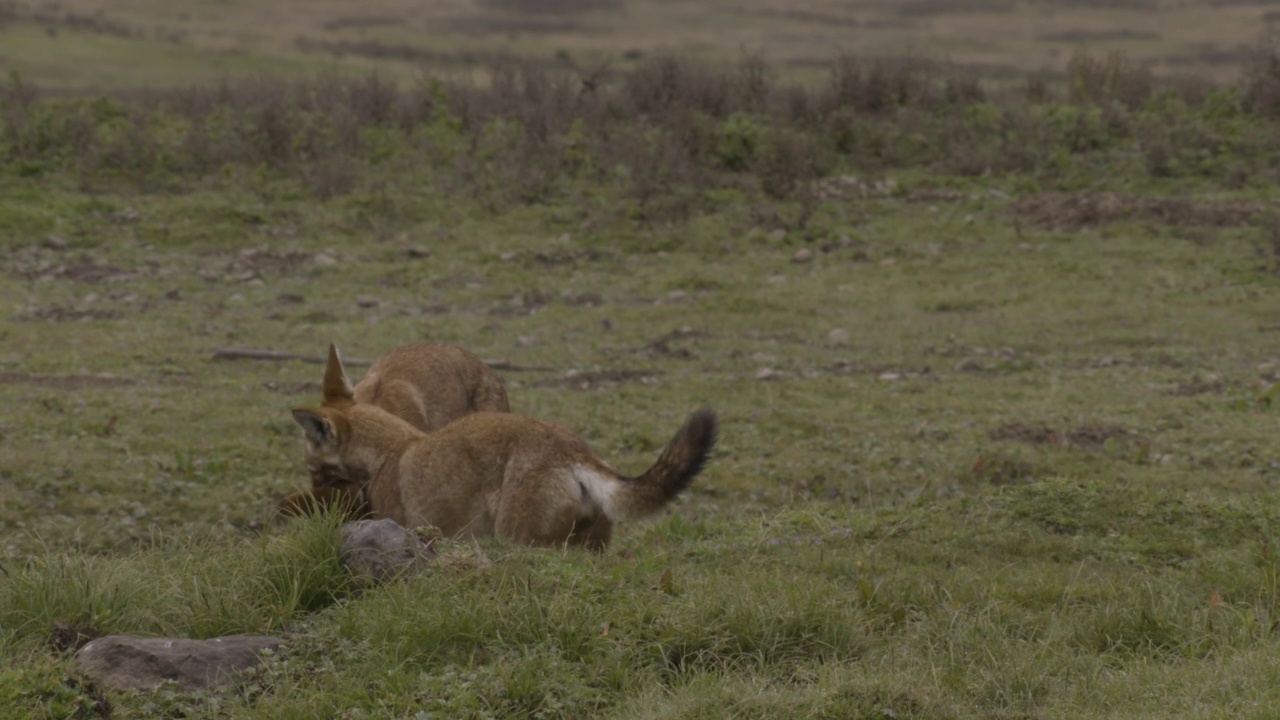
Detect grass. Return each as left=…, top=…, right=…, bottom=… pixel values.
left=1, top=0, right=1276, bottom=89
left=3, top=42, right=1280, bottom=718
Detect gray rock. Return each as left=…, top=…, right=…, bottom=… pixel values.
left=340, top=518, right=436, bottom=585
left=73, top=634, right=282, bottom=692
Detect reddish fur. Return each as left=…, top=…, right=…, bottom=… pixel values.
left=278, top=343, right=509, bottom=520
left=291, top=402, right=717, bottom=551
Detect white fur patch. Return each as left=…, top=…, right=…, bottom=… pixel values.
left=572, top=465, right=619, bottom=519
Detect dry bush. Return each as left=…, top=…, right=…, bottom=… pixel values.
left=5, top=42, right=1280, bottom=210
left=1067, top=51, right=1152, bottom=109
left=1242, top=31, right=1280, bottom=118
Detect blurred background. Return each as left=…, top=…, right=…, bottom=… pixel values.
left=1, top=0, right=1275, bottom=91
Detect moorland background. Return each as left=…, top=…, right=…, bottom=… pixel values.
left=3, top=1, right=1280, bottom=717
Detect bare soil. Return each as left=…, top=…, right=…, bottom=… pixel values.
left=1012, top=192, right=1271, bottom=231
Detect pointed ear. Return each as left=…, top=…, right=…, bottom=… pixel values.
left=322, top=343, right=354, bottom=402
left=292, top=408, right=337, bottom=446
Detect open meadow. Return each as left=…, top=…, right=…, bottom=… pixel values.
left=4, top=2, right=1280, bottom=718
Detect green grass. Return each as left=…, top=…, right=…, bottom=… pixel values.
left=5, top=483, right=1280, bottom=716
left=4, top=50, right=1280, bottom=717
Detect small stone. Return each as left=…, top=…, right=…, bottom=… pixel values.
left=340, top=518, right=436, bottom=585
left=954, top=357, right=984, bottom=372
left=313, top=253, right=338, bottom=267
left=878, top=372, right=901, bottom=381
left=44, top=235, right=68, bottom=250
left=756, top=367, right=783, bottom=381
left=355, top=294, right=380, bottom=308
left=827, top=328, right=850, bottom=344
left=792, top=248, right=813, bottom=263
left=667, top=290, right=687, bottom=301
left=246, top=278, right=265, bottom=287
left=500, top=251, right=518, bottom=261
left=516, top=335, right=536, bottom=348
left=767, top=229, right=787, bottom=242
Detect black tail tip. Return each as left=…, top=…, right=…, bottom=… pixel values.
left=684, top=408, right=719, bottom=460
left=687, top=407, right=718, bottom=440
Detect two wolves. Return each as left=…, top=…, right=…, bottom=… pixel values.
left=278, top=343, right=509, bottom=518
left=283, top=343, right=717, bottom=551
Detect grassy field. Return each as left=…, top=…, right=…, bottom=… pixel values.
left=4, top=15, right=1280, bottom=719
left=2, top=0, right=1279, bottom=90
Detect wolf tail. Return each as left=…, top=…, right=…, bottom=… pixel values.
left=606, top=409, right=717, bottom=520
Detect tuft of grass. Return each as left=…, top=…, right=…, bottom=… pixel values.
left=0, top=514, right=349, bottom=649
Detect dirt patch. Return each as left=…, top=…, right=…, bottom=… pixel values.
left=19, top=305, right=125, bottom=322
left=7, top=251, right=141, bottom=284
left=488, top=288, right=604, bottom=315
left=55, top=259, right=136, bottom=283
left=263, top=381, right=322, bottom=394
left=1037, top=29, right=1159, bottom=43
left=0, top=372, right=137, bottom=389
left=1013, top=192, right=1269, bottom=231
left=529, top=248, right=607, bottom=266
left=530, top=369, right=662, bottom=390
left=989, top=421, right=1146, bottom=449
left=1166, top=378, right=1224, bottom=397
left=1066, top=423, right=1142, bottom=449
left=201, top=246, right=312, bottom=282
left=988, top=422, right=1059, bottom=445
left=645, top=327, right=706, bottom=359
left=320, top=15, right=403, bottom=32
